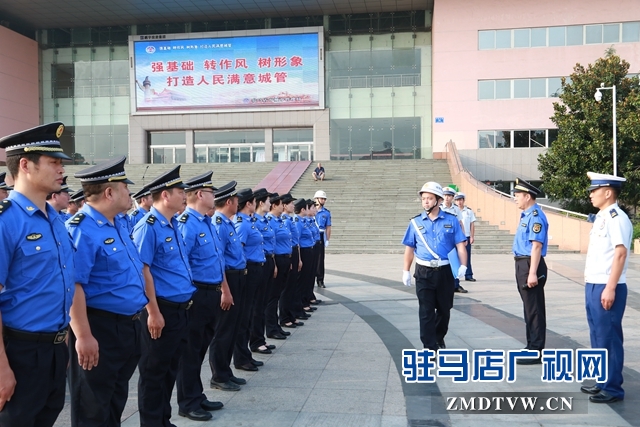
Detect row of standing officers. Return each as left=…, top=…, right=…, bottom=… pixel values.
left=0, top=122, right=332, bottom=426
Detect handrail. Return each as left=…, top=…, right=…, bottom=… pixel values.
left=489, top=189, right=589, bottom=219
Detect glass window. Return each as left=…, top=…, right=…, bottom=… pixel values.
left=603, top=24, right=620, bottom=43
left=478, top=30, right=495, bottom=50
left=496, top=131, right=511, bottom=148
left=175, top=148, right=186, bottom=164
left=479, top=131, right=494, bottom=148
left=585, top=25, right=603, bottom=44
left=495, top=30, right=511, bottom=49
left=273, top=129, right=313, bottom=142
left=514, top=130, right=529, bottom=147
left=514, top=29, right=530, bottom=48
left=514, top=79, right=530, bottom=98
left=495, top=80, right=511, bottom=99
left=622, top=22, right=640, bottom=42
left=531, top=28, right=547, bottom=47
left=531, top=130, right=546, bottom=147
left=150, top=132, right=185, bottom=146
left=548, top=77, right=562, bottom=97
left=195, top=130, right=264, bottom=145
left=530, top=78, right=546, bottom=97
left=566, top=25, right=583, bottom=45
left=478, top=80, right=495, bottom=100
left=548, top=129, right=559, bottom=146
left=549, top=26, right=566, bottom=46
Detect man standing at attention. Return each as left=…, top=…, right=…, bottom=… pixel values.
left=402, top=182, right=467, bottom=351
left=314, top=190, right=331, bottom=288
left=0, top=122, right=75, bottom=427
left=512, top=178, right=548, bottom=365
left=580, top=172, right=631, bottom=404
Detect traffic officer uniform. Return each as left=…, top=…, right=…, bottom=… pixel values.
left=233, top=188, right=266, bottom=370
left=211, top=181, right=247, bottom=387
left=455, top=192, right=477, bottom=281
left=512, top=178, right=549, bottom=355
left=129, top=187, right=151, bottom=227
left=250, top=188, right=278, bottom=352
left=175, top=172, right=225, bottom=419
left=132, top=166, right=195, bottom=427
left=583, top=172, right=632, bottom=403
left=66, top=156, right=148, bottom=426
left=280, top=193, right=302, bottom=326
left=265, top=194, right=292, bottom=338
left=402, top=182, right=467, bottom=351
left=315, top=191, right=331, bottom=287
left=296, top=199, right=316, bottom=310
left=0, top=122, right=75, bottom=427
left=308, top=199, right=322, bottom=305
left=441, top=187, right=467, bottom=293
left=53, top=176, right=73, bottom=222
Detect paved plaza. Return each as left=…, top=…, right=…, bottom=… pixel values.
left=55, top=252, right=640, bottom=427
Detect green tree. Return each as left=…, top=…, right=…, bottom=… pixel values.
left=538, top=52, right=640, bottom=214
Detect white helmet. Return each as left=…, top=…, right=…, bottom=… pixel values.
left=419, top=182, right=444, bottom=199
left=314, top=190, right=327, bottom=199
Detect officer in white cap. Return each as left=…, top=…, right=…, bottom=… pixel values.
left=441, top=187, right=467, bottom=293
left=454, top=192, right=477, bottom=282
left=580, top=172, right=631, bottom=403
left=402, top=182, right=468, bottom=351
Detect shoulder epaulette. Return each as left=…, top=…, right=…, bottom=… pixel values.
left=236, top=216, right=243, bottom=223
left=532, top=209, right=539, bottom=216
left=0, top=200, right=12, bottom=215
left=131, top=209, right=139, bottom=217
left=444, top=211, right=456, bottom=216
left=251, top=216, right=257, bottom=223
left=69, top=212, right=86, bottom=225
left=215, top=216, right=222, bottom=224
left=411, top=213, right=421, bottom=219
left=294, top=217, right=299, bottom=222
left=610, top=209, right=618, bottom=218
left=178, top=213, right=189, bottom=223
left=146, top=214, right=156, bottom=225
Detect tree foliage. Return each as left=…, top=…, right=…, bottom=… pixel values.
left=538, top=52, right=640, bottom=214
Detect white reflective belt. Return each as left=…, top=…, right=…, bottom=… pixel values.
left=415, top=258, right=450, bottom=267
left=411, top=218, right=441, bottom=261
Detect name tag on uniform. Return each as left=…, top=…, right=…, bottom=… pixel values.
left=521, top=223, right=527, bottom=227
left=443, top=224, right=452, bottom=228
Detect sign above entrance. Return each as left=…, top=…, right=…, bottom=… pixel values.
left=130, top=29, right=324, bottom=114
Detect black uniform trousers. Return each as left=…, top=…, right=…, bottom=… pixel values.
left=299, top=246, right=315, bottom=308
left=176, top=284, right=221, bottom=413
left=279, top=249, right=299, bottom=324
left=208, top=269, right=245, bottom=383
left=414, top=264, right=455, bottom=351
left=250, top=256, right=275, bottom=350
left=316, top=232, right=326, bottom=284
left=515, top=257, right=547, bottom=351
left=0, top=334, right=68, bottom=427
left=308, top=242, right=322, bottom=302
left=265, top=254, right=291, bottom=336
left=138, top=302, right=189, bottom=427
left=234, top=263, right=263, bottom=366
left=69, top=310, right=141, bottom=427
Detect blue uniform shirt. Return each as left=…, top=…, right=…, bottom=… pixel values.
left=513, top=203, right=548, bottom=257
left=308, top=216, right=320, bottom=243
left=60, top=211, right=72, bottom=222
left=133, top=207, right=195, bottom=303
left=267, top=212, right=292, bottom=255
left=177, top=207, right=225, bottom=284
left=234, top=212, right=266, bottom=263
left=0, top=192, right=75, bottom=332
left=282, top=213, right=299, bottom=247
left=402, top=210, right=466, bottom=261
left=213, top=211, right=246, bottom=270
left=129, top=206, right=148, bottom=227
left=296, top=215, right=315, bottom=248
left=255, top=212, right=275, bottom=255
left=316, top=207, right=331, bottom=233
left=66, top=204, right=148, bottom=315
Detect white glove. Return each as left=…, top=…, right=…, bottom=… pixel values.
left=402, top=270, right=412, bottom=287
left=457, top=265, right=467, bottom=279
left=325, top=240, right=330, bottom=248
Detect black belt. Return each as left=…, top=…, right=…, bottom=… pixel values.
left=247, top=261, right=265, bottom=267
left=87, top=306, right=142, bottom=321
left=275, top=253, right=291, bottom=258
left=514, top=256, right=531, bottom=261
left=193, top=281, right=222, bottom=292
left=417, top=264, right=449, bottom=271
left=4, top=327, right=68, bottom=344
left=157, top=298, right=193, bottom=310
left=226, top=268, right=248, bottom=275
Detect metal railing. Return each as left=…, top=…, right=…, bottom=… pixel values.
left=330, top=73, right=421, bottom=89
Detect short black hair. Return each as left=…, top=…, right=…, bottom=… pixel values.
left=6, top=152, right=42, bottom=178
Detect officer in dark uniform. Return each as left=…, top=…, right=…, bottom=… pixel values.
left=130, top=187, right=152, bottom=227
left=47, top=175, right=73, bottom=221
left=66, top=189, right=85, bottom=218
left=131, top=165, right=195, bottom=427
left=0, top=172, right=12, bottom=201
left=175, top=172, right=228, bottom=421
left=66, top=156, right=148, bottom=426
left=0, top=122, right=75, bottom=427
left=512, top=178, right=549, bottom=364
left=280, top=193, right=304, bottom=328
left=233, top=188, right=267, bottom=372
left=402, top=182, right=468, bottom=351
left=295, top=199, right=317, bottom=314
left=211, top=181, right=247, bottom=391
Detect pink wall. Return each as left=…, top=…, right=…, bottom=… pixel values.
left=0, top=26, right=39, bottom=163
left=432, top=0, right=640, bottom=152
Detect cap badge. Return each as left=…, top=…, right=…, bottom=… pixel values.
left=56, top=124, right=64, bottom=138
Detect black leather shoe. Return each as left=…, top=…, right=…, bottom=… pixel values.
left=589, top=391, right=621, bottom=403
left=252, top=346, right=272, bottom=354
left=580, top=385, right=602, bottom=395
left=304, top=307, right=317, bottom=311
left=235, top=363, right=259, bottom=371
left=210, top=379, right=241, bottom=391
left=296, top=314, right=310, bottom=319
left=437, top=340, right=446, bottom=349
left=179, top=408, right=213, bottom=421
left=280, top=330, right=291, bottom=336
left=465, top=277, right=476, bottom=282
left=318, top=282, right=326, bottom=288
left=267, top=333, right=287, bottom=340
left=229, top=376, right=246, bottom=385
left=310, top=300, right=323, bottom=305
left=200, top=399, right=224, bottom=411
left=293, top=321, right=304, bottom=326
left=516, top=357, right=541, bottom=365
left=454, top=286, right=468, bottom=293
left=266, top=344, right=276, bottom=350
left=280, top=322, right=297, bottom=328
left=251, top=360, right=264, bottom=367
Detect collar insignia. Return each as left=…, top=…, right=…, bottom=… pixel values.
left=26, top=206, right=35, bottom=211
